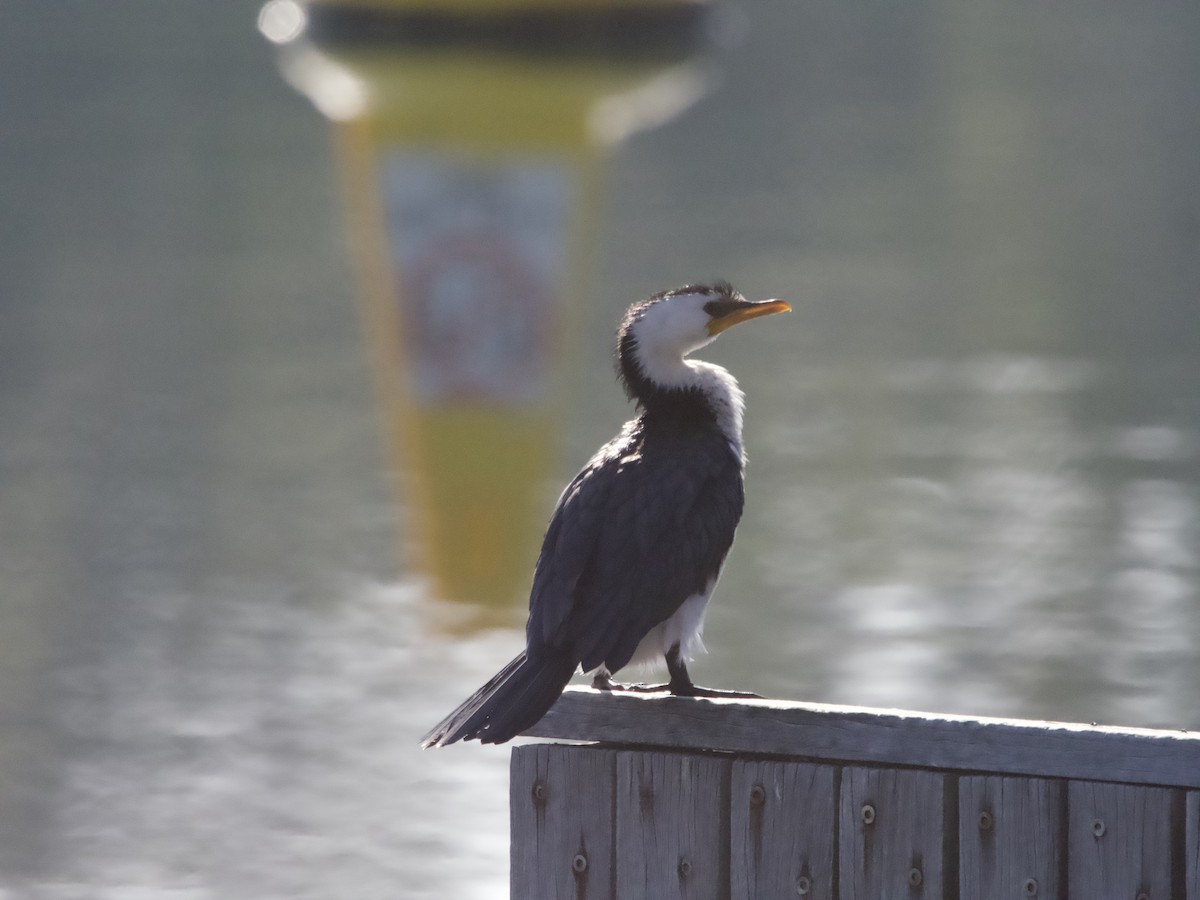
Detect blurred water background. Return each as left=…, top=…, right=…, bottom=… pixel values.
left=2, top=2, right=1199, bottom=897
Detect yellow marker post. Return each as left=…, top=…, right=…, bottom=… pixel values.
left=264, top=0, right=712, bottom=629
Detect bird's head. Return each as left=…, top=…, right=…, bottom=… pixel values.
left=617, top=282, right=791, bottom=399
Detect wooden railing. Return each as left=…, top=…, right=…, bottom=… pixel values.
left=510, top=687, right=1200, bottom=898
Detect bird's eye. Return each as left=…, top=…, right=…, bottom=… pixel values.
left=704, top=296, right=739, bottom=318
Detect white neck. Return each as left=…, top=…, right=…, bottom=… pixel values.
left=631, top=342, right=746, bottom=460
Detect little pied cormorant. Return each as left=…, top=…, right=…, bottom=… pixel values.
left=422, top=282, right=791, bottom=747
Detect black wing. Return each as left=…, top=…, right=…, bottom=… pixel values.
left=525, top=418, right=744, bottom=675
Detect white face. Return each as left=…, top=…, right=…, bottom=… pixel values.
left=624, top=286, right=747, bottom=453
left=634, top=290, right=719, bottom=359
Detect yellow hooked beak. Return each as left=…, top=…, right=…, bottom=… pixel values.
left=706, top=298, right=793, bottom=336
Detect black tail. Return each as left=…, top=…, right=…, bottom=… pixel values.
left=420, top=650, right=577, bottom=747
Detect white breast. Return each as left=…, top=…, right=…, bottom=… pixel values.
left=625, top=582, right=715, bottom=671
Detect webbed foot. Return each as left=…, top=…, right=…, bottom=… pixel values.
left=664, top=643, right=761, bottom=699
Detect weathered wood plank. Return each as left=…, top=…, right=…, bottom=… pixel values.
left=616, top=751, right=730, bottom=900
left=729, top=760, right=836, bottom=900
left=524, top=687, right=1200, bottom=788
left=1067, top=780, right=1177, bottom=899
left=1188, top=792, right=1199, bottom=900
left=959, top=776, right=1063, bottom=899
left=510, top=744, right=616, bottom=900
left=839, top=767, right=945, bottom=898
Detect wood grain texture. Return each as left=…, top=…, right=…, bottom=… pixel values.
left=839, top=767, right=945, bottom=899
left=1067, top=780, right=1177, bottom=900
left=524, top=687, right=1200, bottom=788
left=615, top=751, right=730, bottom=900
left=729, top=760, right=836, bottom=900
left=1187, top=792, right=1199, bottom=900
left=959, top=776, right=1063, bottom=899
left=510, top=744, right=616, bottom=900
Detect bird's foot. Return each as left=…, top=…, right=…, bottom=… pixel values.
left=590, top=671, right=759, bottom=698
left=668, top=682, right=763, bottom=699
left=590, top=673, right=670, bottom=693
